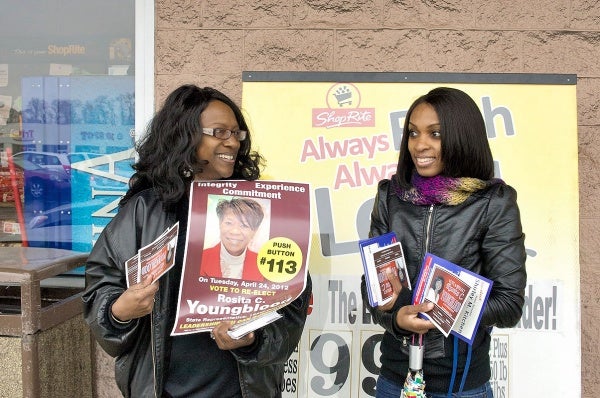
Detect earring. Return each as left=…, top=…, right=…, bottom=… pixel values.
left=182, top=167, right=192, bottom=178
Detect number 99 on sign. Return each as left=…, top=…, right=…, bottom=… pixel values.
left=307, top=330, right=383, bottom=397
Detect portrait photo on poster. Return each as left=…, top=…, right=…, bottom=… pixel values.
left=200, top=194, right=271, bottom=282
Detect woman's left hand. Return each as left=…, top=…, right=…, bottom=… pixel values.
left=211, top=321, right=256, bottom=350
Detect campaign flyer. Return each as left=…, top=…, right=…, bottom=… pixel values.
left=421, top=265, right=472, bottom=336
left=171, top=180, right=311, bottom=336
left=359, top=232, right=410, bottom=307
left=413, top=253, right=493, bottom=344
left=125, top=222, right=179, bottom=287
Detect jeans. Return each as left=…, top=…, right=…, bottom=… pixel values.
left=375, top=375, right=494, bottom=398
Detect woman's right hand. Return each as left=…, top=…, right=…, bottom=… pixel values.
left=395, top=302, right=436, bottom=335
left=110, top=277, right=159, bottom=322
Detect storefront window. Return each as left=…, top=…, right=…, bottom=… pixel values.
left=0, top=1, right=137, bottom=257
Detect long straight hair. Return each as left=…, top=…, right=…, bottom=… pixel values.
left=395, top=87, right=494, bottom=188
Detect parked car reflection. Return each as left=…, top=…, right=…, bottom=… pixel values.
left=0, top=149, right=129, bottom=254
left=0, top=157, right=71, bottom=202
left=25, top=197, right=121, bottom=254
left=13, top=151, right=71, bottom=179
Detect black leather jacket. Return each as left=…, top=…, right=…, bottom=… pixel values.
left=82, top=189, right=312, bottom=397
left=362, top=179, right=526, bottom=393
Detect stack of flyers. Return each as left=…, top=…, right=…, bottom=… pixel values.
left=359, top=232, right=411, bottom=307
left=125, top=222, right=179, bottom=286
left=412, top=253, right=493, bottom=344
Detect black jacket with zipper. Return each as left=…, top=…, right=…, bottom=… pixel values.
left=82, top=188, right=312, bottom=397
left=362, top=178, right=526, bottom=393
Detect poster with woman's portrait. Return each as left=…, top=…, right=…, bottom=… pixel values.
left=172, top=180, right=311, bottom=336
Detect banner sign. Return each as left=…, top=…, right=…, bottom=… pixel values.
left=242, top=71, right=579, bottom=397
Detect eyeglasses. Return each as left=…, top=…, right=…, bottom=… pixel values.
left=202, top=128, right=247, bottom=141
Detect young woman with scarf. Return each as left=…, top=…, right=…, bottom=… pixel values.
left=362, top=87, right=527, bottom=398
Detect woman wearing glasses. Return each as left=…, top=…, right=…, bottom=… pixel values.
left=82, top=85, right=312, bottom=398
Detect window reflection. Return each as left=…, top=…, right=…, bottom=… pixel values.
left=0, top=1, right=135, bottom=256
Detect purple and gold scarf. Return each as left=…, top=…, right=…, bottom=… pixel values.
left=392, top=173, right=504, bottom=206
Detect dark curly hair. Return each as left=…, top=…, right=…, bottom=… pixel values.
left=120, top=85, right=264, bottom=211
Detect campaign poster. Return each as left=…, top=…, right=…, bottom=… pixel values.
left=171, top=180, right=311, bottom=336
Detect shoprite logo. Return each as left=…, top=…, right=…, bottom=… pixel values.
left=312, top=83, right=375, bottom=128
left=47, top=44, right=86, bottom=56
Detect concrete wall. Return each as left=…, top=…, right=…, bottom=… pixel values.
left=94, top=1, right=600, bottom=396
